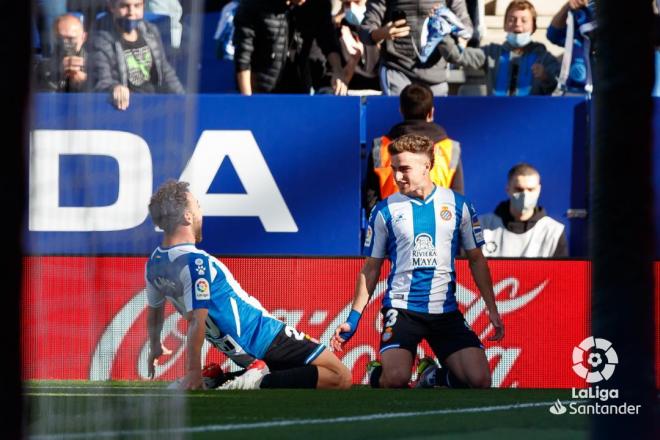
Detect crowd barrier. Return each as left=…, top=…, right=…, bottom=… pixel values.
left=29, top=93, right=642, bottom=256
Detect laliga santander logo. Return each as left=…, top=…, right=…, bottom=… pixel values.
left=571, top=336, right=618, bottom=383
left=89, top=276, right=548, bottom=383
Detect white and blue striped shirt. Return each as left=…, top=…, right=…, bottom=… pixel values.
left=364, top=186, right=485, bottom=314
left=145, top=244, right=284, bottom=365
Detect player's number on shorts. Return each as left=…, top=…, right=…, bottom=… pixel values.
left=384, top=309, right=398, bottom=327
left=284, top=325, right=306, bottom=341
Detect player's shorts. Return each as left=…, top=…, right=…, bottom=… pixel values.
left=379, top=307, right=483, bottom=362
left=262, top=325, right=326, bottom=371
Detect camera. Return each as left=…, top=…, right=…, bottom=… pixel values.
left=59, top=38, right=78, bottom=57
left=391, top=9, right=406, bottom=23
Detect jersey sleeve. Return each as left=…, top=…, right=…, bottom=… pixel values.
left=145, top=269, right=165, bottom=308
left=182, top=253, right=212, bottom=312
left=363, top=206, right=388, bottom=258
left=460, top=199, right=485, bottom=250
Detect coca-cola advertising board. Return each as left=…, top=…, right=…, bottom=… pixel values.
left=22, top=257, right=659, bottom=388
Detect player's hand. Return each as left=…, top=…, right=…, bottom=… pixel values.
left=330, top=322, right=352, bottom=352
left=179, top=370, right=205, bottom=390
left=147, top=343, right=164, bottom=379
left=487, top=310, right=504, bottom=341
left=112, top=84, right=130, bottom=111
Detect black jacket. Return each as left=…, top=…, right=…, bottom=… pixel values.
left=233, top=0, right=340, bottom=93
left=361, top=0, right=473, bottom=85
left=91, top=20, right=184, bottom=94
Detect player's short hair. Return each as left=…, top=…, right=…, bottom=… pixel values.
left=149, top=180, right=190, bottom=234
left=507, top=162, right=540, bottom=182
left=504, top=0, right=537, bottom=33
left=388, top=134, right=435, bottom=168
left=400, top=83, right=434, bottom=120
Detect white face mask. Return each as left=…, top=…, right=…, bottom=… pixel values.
left=510, top=190, right=539, bottom=213
left=344, top=2, right=366, bottom=26
left=506, top=32, right=532, bottom=48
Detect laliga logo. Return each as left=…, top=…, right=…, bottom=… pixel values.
left=572, top=336, right=618, bottom=383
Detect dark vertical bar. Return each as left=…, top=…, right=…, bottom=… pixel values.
left=1, top=0, right=29, bottom=438
left=591, top=0, right=657, bottom=438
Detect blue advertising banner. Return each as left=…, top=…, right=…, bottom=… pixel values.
left=28, top=94, right=362, bottom=255
left=364, top=96, right=587, bottom=255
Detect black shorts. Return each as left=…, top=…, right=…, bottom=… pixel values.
left=262, top=325, right=326, bottom=371
left=379, top=308, right=483, bottom=363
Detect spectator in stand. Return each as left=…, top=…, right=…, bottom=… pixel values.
left=146, top=0, right=184, bottom=49
left=366, top=83, right=464, bottom=212
left=35, top=0, right=68, bottom=57
left=546, top=0, right=597, bottom=95
left=36, top=14, right=91, bottom=92
left=91, top=0, right=184, bottom=110
left=360, top=0, right=473, bottom=96
left=233, top=0, right=348, bottom=95
left=335, top=0, right=380, bottom=92
left=479, top=163, right=568, bottom=258
left=437, top=0, right=559, bottom=96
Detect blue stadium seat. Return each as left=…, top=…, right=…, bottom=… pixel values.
left=177, top=12, right=237, bottom=93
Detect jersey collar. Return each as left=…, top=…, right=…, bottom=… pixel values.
left=405, top=185, right=437, bottom=206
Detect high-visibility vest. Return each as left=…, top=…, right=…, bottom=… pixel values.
left=372, top=135, right=461, bottom=199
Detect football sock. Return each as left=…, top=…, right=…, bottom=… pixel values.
left=260, top=365, right=319, bottom=389
left=435, top=367, right=469, bottom=389
left=369, top=365, right=383, bottom=388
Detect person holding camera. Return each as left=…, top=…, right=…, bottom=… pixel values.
left=360, top=0, right=473, bottom=96
left=37, top=14, right=90, bottom=92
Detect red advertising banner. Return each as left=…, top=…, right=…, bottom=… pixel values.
left=22, top=257, right=659, bottom=388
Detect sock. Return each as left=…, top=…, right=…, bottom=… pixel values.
left=260, top=365, right=319, bottom=389
left=369, top=365, right=383, bottom=388
left=435, top=367, right=469, bottom=389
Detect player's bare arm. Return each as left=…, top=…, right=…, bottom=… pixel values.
left=180, top=308, right=208, bottom=390
left=146, top=304, right=165, bottom=379
left=465, top=248, right=504, bottom=341
left=331, top=257, right=384, bottom=351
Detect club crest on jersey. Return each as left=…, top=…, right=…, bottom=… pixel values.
left=194, top=258, right=206, bottom=276
left=194, top=278, right=210, bottom=300
left=440, top=206, right=453, bottom=221
left=412, top=233, right=437, bottom=268
left=364, top=225, right=373, bottom=247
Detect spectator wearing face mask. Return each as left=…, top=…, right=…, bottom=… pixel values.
left=436, top=0, right=559, bottom=96
left=37, top=14, right=91, bottom=92
left=479, top=163, right=568, bottom=258
left=92, top=0, right=184, bottom=110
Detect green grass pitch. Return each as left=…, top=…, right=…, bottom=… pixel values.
left=25, top=382, right=588, bottom=439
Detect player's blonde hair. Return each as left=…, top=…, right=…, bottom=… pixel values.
left=388, top=134, right=435, bottom=168
left=148, top=180, right=190, bottom=234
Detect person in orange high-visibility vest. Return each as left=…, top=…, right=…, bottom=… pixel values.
left=365, top=82, right=464, bottom=213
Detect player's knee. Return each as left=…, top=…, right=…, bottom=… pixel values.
left=338, top=366, right=352, bottom=390
left=326, top=363, right=352, bottom=390
left=381, top=370, right=411, bottom=388
left=468, top=372, right=491, bottom=389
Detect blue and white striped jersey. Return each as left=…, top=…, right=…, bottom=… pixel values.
left=364, top=186, right=485, bottom=314
left=145, top=244, right=284, bottom=365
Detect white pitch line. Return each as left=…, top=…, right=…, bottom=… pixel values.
left=30, top=400, right=572, bottom=439
left=26, top=392, right=219, bottom=398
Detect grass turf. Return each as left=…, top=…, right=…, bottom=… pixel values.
left=25, top=382, right=588, bottom=439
